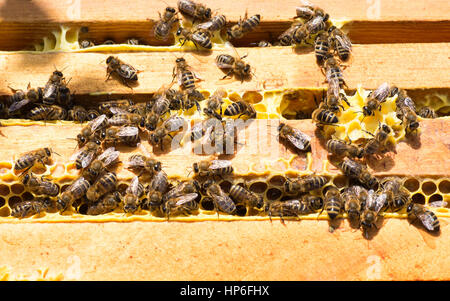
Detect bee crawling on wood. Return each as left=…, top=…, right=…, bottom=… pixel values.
left=176, top=27, right=213, bottom=49
left=105, top=56, right=140, bottom=87
left=153, top=6, right=179, bottom=41
left=226, top=12, right=260, bottom=40
left=177, top=0, right=212, bottom=23
left=14, top=147, right=55, bottom=173
left=407, top=201, right=446, bottom=232
left=278, top=122, right=311, bottom=152
left=192, top=159, right=233, bottom=178
left=216, top=44, right=253, bottom=82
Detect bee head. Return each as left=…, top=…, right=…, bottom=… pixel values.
left=22, top=174, right=30, bottom=185
left=154, top=161, right=162, bottom=172
left=166, top=7, right=176, bottom=13
left=406, top=203, right=414, bottom=214
left=277, top=123, right=285, bottom=132
left=176, top=28, right=183, bottom=36
left=362, top=106, right=372, bottom=116
left=53, top=70, right=63, bottom=77
left=77, top=134, right=86, bottom=144
left=243, top=64, right=251, bottom=74
left=328, top=25, right=336, bottom=33
left=202, top=180, right=213, bottom=190
left=106, top=56, right=114, bottom=64
left=255, top=196, right=264, bottom=209
left=323, top=13, right=330, bottom=22
left=389, top=86, right=399, bottom=97
left=205, top=8, right=212, bottom=19
left=381, top=124, right=391, bottom=134
left=149, top=133, right=160, bottom=145
left=192, top=180, right=201, bottom=192
left=44, top=148, right=52, bottom=156
left=139, top=117, right=146, bottom=128
left=193, top=163, right=199, bottom=173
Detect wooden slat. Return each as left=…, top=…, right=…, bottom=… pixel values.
left=0, top=43, right=449, bottom=97
left=0, top=0, right=449, bottom=50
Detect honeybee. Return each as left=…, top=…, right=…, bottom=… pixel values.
left=8, top=84, right=43, bottom=114
left=223, top=99, right=256, bottom=119
left=379, top=177, right=410, bottom=211
left=125, top=38, right=139, bottom=45
left=105, top=56, right=140, bottom=86
left=395, top=88, right=417, bottom=116
left=177, top=0, right=211, bottom=22
left=56, top=176, right=91, bottom=212
left=123, top=176, right=145, bottom=214
left=226, top=13, right=261, bottom=40
left=176, top=27, right=212, bottom=49
left=161, top=192, right=199, bottom=220
left=151, top=85, right=172, bottom=116
left=163, top=180, right=200, bottom=202
left=108, top=107, right=146, bottom=128
left=267, top=195, right=322, bottom=224
left=312, top=101, right=339, bottom=125
left=278, top=123, right=311, bottom=152
left=27, top=104, right=67, bottom=121
left=326, top=88, right=349, bottom=112
left=360, top=189, right=387, bottom=238
left=323, top=55, right=347, bottom=99
left=72, top=140, right=102, bottom=169
left=342, top=185, right=368, bottom=222
left=363, top=82, right=391, bottom=116
left=154, top=6, right=179, bottom=40
left=407, top=202, right=445, bottom=232
left=323, top=186, right=342, bottom=220
left=362, top=123, right=392, bottom=156
left=43, top=69, right=66, bottom=105
left=229, top=183, right=264, bottom=210
left=127, top=102, right=148, bottom=117
left=314, top=32, right=331, bottom=66
left=417, top=106, right=437, bottom=119
left=86, top=171, right=118, bottom=202
left=167, top=88, right=186, bottom=111
left=326, top=138, right=364, bottom=158
left=81, top=146, right=120, bottom=183
left=173, top=57, right=200, bottom=91
left=11, top=198, right=53, bottom=218
left=98, top=99, right=134, bottom=115
left=304, top=13, right=329, bottom=35
left=203, top=179, right=236, bottom=215
left=284, top=175, right=329, bottom=194
left=21, top=173, right=59, bottom=197
left=80, top=40, right=95, bottom=48
left=14, top=147, right=54, bottom=172
left=54, top=85, right=74, bottom=107
left=277, top=21, right=302, bottom=46
left=249, top=40, right=272, bottom=47
left=400, top=106, right=420, bottom=135
left=127, top=154, right=162, bottom=177
left=296, top=0, right=328, bottom=20
left=180, top=88, right=203, bottom=113
left=86, top=191, right=121, bottom=215
left=216, top=47, right=252, bottom=82
left=104, top=125, right=140, bottom=146
left=76, top=114, right=108, bottom=147
left=148, top=115, right=187, bottom=149
left=145, top=170, right=169, bottom=211
left=197, top=14, right=227, bottom=32
left=193, top=159, right=233, bottom=177
left=68, top=106, right=88, bottom=123
left=328, top=26, right=352, bottom=62
left=337, top=158, right=378, bottom=189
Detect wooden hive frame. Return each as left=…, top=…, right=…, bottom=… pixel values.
left=0, top=0, right=449, bottom=281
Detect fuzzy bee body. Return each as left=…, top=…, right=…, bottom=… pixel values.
left=106, top=56, right=139, bottom=85
left=87, top=192, right=121, bottom=215
left=326, top=138, right=364, bottom=158
left=227, top=13, right=260, bottom=40
left=193, top=159, right=233, bottom=177
left=229, top=184, right=264, bottom=209
left=324, top=186, right=342, bottom=220
left=22, top=173, right=59, bottom=197
left=14, top=148, right=53, bottom=171
left=86, top=172, right=117, bottom=202
left=11, top=198, right=53, bottom=218
left=27, top=105, right=67, bottom=121
left=57, top=177, right=90, bottom=212
left=284, top=175, right=328, bottom=194
left=223, top=100, right=256, bottom=118
left=154, top=7, right=179, bottom=40
left=177, top=0, right=211, bottom=22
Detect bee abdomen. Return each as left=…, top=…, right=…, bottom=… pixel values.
left=325, top=198, right=342, bottom=219
left=192, top=31, right=212, bottom=49
left=242, top=14, right=261, bottom=32
left=314, top=109, right=338, bottom=124
left=216, top=54, right=235, bottom=66
left=301, top=176, right=329, bottom=192
left=181, top=71, right=196, bottom=90
left=224, top=102, right=245, bottom=116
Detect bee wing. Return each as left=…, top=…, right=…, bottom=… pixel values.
left=373, top=82, right=390, bottom=102
left=286, top=128, right=311, bottom=151
left=417, top=211, right=437, bottom=232
left=306, top=15, right=324, bottom=32
left=296, top=6, right=314, bottom=17
left=69, top=176, right=87, bottom=194
left=109, top=107, right=129, bottom=115
left=373, top=193, right=387, bottom=214
left=209, top=160, right=232, bottom=169
left=335, top=34, right=352, bottom=51
left=299, top=0, right=315, bottom=8
left=43, top=84, right=56, bottom=99
left=216, top=56, right=234, bottom=69
left=327, top=79, right=340, bottom=99
left=8, top=98, right=31, bottom=113
left=196, top=20, right=214, bottom=31
left=128, top=154, right=146, bottom=168
left=174, top=193, right=198, bottom=206
left=117, top=126, right=139, bottom=137
left=97, top=147, right=120, bottom=166
left=80, top=151, right=96, bottom=169
left=428, top=201, right=448, bottom=208
left=88, top=114, right=107, bottom=132
left=127, top=176, right=141, bottom=196
left=118, top=64, right=137, bottom=78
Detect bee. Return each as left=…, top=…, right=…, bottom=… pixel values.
left=379, top=177, right=410, bottom=211
left=407, top=202, right=444, bottom=232
left=43, top=69, right=66, bottom=105
left=312, top=101, right=339, bottom=125
left=278, top=123, right=311, bottom=152
left=400, top=106, right=420, bottom=135
left=54, top=85, right=74, bottom=107
left=216, top=47, right=252, bottom=82
left=249, top=40, right=272, bottom=47
left=123, top=176, right=145, bottom=214
left=80, top=40, right=95, bottom=48
left=8, top=84, right=43, bottom=114
left=151, top=85, right=173, bottom=116
left=161, top=192, right=199, bottom=220
left=173, top=57, right=200, bottom=91
left=284, top=175, right=329, bottom=194
left=167, top=88, right=186, bottom=111
left=323, top=186, right=343, bottom=220
left=229, top=183, right=264, bottom=210
left=104, top=125, right=140, bottom=146
left=126, top=38, right=139, bottom=45
left=56, top=177, right=90, bottom=212
left=72, top=140, right=102, bottom=170
left=197, top=14, right=227, bottom=32
left=127, top=154, right=162, bottom=177
left=193, top=159, right=233, bottom=177
left=342, top=185, right=368, bottom=222
left=314, top=32, right=331, bottom=66
left=226, top=13, right=261, bottom=40
left=21, top=173, right=59, bottom=197
left=223, top=99, right=256, bottom=119
left=98, top=99, right=134, bottom=115
left=326, top=138, right=364, bottom=158
left=182, top=88, right=204, bottom=112
left=417, top=106, right=437, bottom=119
left=296, top=0, right=328, bottom=20
left=302, top=194, right=324, bottom=212
left=177, top=0, right=211, bottom=23
left=81, top=147, right=120, bottom=183
left=86, top=191, right=121, bottom=215
left=267, top=195, right=322, bottom=224
left=14, top=148, right=54, bottom=172
left=163, top=180, right=200, bottom=202
left=176, top=27, right=212, bottom=49
left=105, top=56, right=140, bottom=86
left=323, top=55, right=347, bottom=100
left=395, top=88, right=417, bottom=116
left=68, top=106, right=88, bottom=123
left=337, top=158, right=378, bottom=189
left=148, top=115, right=187, bottom=148
left=11, top=198, right=53, bottom=218
left=27, top=104, right=67, bottom=121
left=325, top=88, right=349, bottom=112
left=363, top=123, right=392, bottom=156
left=360, top=190, right=387, bottom=237
left=76, top=114, right=108, bottom=147
left=328, top=26, right=352, bottom=62
left=154, top=6, right=179, bottom=40
left=203, top=179, right=236, bottom=215
left=86, top=171, right=118, bottom=202
left=304, top=13, right=329, bottom=36
left=108, top=107, right=145, bottom=128
left=145, top=170, right=169, bottom=211
left=363, top=82, right=391, bottom=116
left=277, top=21, right=302, bottom=46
